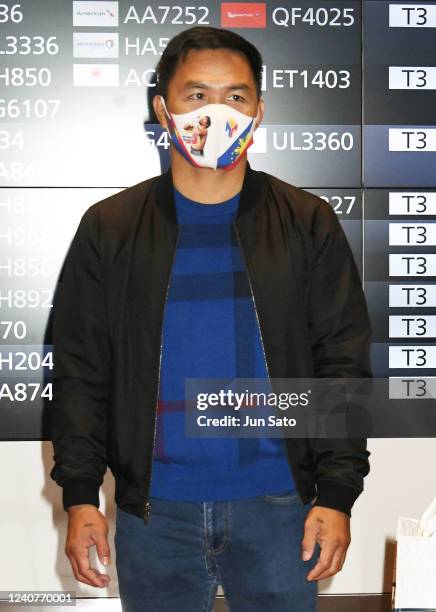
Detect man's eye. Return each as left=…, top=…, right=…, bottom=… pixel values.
left=189, top=93, right=204, bottom=100
left=230, top=95, right=244, bottom=102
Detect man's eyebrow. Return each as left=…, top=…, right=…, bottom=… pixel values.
left=182, top=81, right=251, bottom=91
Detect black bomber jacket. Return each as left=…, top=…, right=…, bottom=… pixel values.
left=49, top=161, right=372, bottom=523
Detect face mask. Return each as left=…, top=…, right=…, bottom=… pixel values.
left=160, top=95, right=257, bottom=170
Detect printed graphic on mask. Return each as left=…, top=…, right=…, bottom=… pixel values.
left=160, top=96, right=257, bottom=170
left=181, top=114, right=211, bottom=156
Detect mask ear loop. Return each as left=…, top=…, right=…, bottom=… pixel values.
left=160, top=96, right=172, bottom=137
left=160, top=95, right=169, bottom=116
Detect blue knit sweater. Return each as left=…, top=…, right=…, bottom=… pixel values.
left=149, top=186, right=296, bottom=500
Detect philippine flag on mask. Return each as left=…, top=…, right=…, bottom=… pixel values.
left=217, top=121, right=255, bottom=169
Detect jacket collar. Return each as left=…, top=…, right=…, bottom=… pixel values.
left=154, top=160, right=266, bottom=225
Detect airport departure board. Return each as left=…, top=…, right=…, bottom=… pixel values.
left=1, top=1, right=436, bottom=438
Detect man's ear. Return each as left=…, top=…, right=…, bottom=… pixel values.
left=153, top=95, right=168, bottom=131
left=254, top=98, right=265, bottom=130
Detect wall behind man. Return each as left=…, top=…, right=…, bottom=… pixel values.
left=1, top=438, right=435, bottom=598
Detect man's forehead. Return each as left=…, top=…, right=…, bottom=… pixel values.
left=176, top=49, right=251, bottom=83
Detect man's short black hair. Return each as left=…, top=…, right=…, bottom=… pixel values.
left=156, top=26, right=263, bottom=101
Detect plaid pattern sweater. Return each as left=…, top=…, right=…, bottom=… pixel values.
left=148, top=186, right=296, bottom=500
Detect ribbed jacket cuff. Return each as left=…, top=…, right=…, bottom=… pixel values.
left=62, top=479, right=101, bottom=511
left=312, top=480, right=361, bottom=517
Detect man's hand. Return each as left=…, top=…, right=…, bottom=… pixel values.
left=66, top=504, right=112, bottom=588
left=301, top=505, right=351, bottom=581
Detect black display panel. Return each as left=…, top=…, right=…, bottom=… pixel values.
left=1, top=1, right=435, bottom=438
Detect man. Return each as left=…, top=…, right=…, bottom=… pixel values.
left=49, top=26, right=372, bottom=612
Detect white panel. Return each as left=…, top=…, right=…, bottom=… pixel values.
left=319, top=438, right=436, bottom=594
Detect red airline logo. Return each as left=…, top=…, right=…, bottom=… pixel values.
left=221, top=3, right=266, bottom=28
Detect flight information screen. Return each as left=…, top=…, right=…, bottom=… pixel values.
left=1, top=1, right=435, bottom=438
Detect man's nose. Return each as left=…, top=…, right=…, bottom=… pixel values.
left=207, top=90, right=230, bottom=104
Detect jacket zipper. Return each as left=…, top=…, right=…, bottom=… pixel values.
left=143, top=226, right=180, bottom=524
left=232, top=221, right=271, bottom=380
left=233, top=221, right=307, bottom=504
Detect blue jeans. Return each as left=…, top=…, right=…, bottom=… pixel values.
left=114, top=489, right=320, bottom=612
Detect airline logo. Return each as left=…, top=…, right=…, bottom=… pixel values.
left=73, top=33, right=119, bottom=58
left=73, top=63, right=119, bottom=86
left=73, top=1, right=119, bottom=27
left=221, top=3, right=266, bottom=28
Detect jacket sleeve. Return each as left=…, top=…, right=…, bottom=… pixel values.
left=306, top=199, right=372, bottom=517
left=49, top=206, right=110, bottom=512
